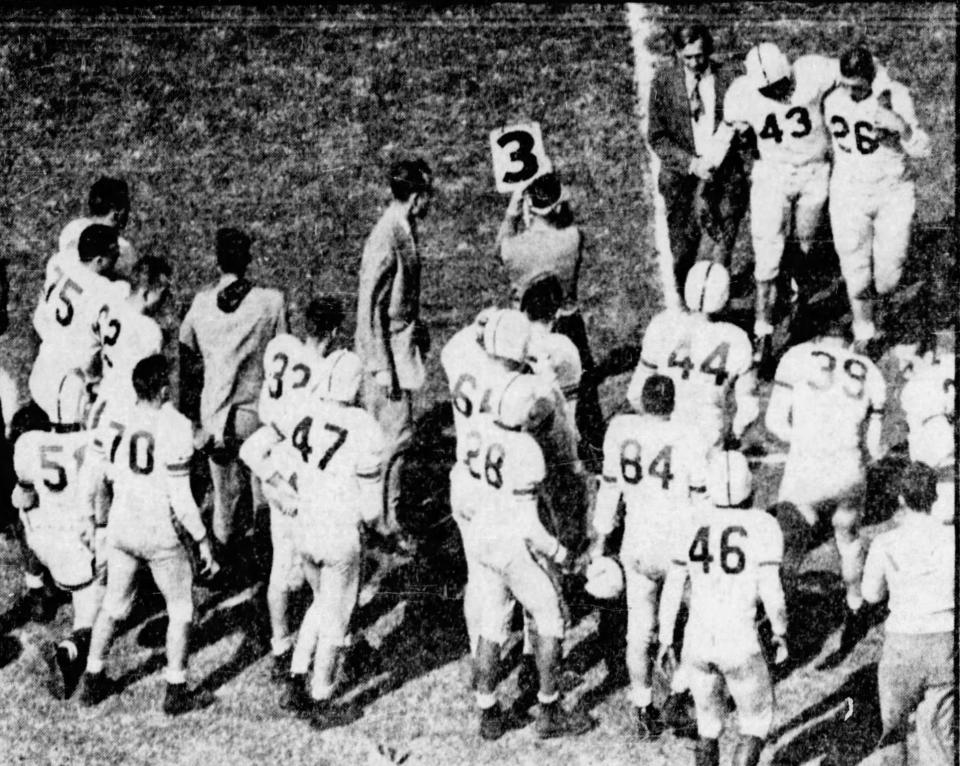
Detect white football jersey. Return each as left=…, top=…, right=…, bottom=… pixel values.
left=773, top=338, right=886, bottom=452
left=278, top=401, right=384, bottom=537
left=901, top=353, right=955, bottom=441
left=58, top=217, right=135, bottom=272
left=14, top=428, right=89, bottom=535
left=94, top=300, right=164, bottom=405
left=92, top=401, right=196, bottom=551
left=725, top=54, right=839, bottom=166
left=824, top=78, right=924, bottom=186
left=673, top=505, right=783, bottom=648
left=637, top=309, right=753, bottom=429
left=258, top=334, right=325, bottom=437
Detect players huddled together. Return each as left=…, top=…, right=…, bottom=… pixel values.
left=0, top=30, right=953, bottom=766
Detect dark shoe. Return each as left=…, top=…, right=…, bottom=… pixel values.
left=79, top=671, right=112, bottom=707
left=479, top=704, right=506, bottom=741
left=534, top=701, right=594, bottom=739
left=162, top=682, right=193, bottom=716
left=838, top=605, right=870, bottom=656
left=663, top=690, right=698, bottom=738
left=278, top=673, right=311, bottom=713
left=754, top=334, right=776, bottom=382
left=47, top=641, right=83, bottom=700
left=636, top=703, right=665, bottom=740
left=269, top=649, right=292, bottom=683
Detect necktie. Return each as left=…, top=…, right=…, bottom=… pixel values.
left=690, top=74, right=703, bottom=121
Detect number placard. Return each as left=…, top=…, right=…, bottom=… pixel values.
left=489, top=122, right=553, bottom=193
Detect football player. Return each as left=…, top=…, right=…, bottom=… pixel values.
left=440, top=307, right=531, bottom=663
left=10, top=372, right=105, bottom=699
left=627, top=261, right=758, bottom=471
left=658, top=451, right=788, bottom=766
left=30, top=224, right=129, bottom=420
left=79, top=355, right=215, bottom=715
left=589, top=374, right=699, bottom=739
left=468, top=375, right=593, bottom=741
left=242, top=350, right=384, bottom=722
left=765, top=314, right=885, bottom=656
left=251, top=295, right=345, bottom=681
left=823, top=46, right=931, bottom=351
left=57, top=176, right=136, bottom=276
left=723, top=43, right=841, bottom=371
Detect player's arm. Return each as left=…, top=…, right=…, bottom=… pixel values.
left=590, top=424, right=624, bottom=558
left=162, top=424, right=207, bottom=544
left=765, top=356, right=796, bottom=443
left=757, top=522, right=789, bottom=644
left=177, top=303, right=203, bottom=423
left=657, top=559, right=689, bottom=652
left=732, top=367, right=761, bottom=439
left=864, top=366, right=887, bottom=461
left=355, top=428, right=385, bottom=526
left=879, top=81, right=931, bottom=158
left=860, top=538, right=888, bottom=605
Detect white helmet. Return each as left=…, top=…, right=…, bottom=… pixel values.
left=482, top=308, right=531, bottom=364
left=319, top=350, right=363, bottom=403
left=684, top=262, right=730, bottom=315
left=745, top=42, right=791, bottom=90
left=584, top=556, right=625, bottom=600
left=492, top=373, right=552, bottom=431
left=706, top=449, right=753, bottom=507
left=54, top=369, right=91, bottom=427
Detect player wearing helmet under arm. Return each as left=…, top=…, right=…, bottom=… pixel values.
left=658, top=451, right=788, bottom=766
left=723, top=43, right=841, bottom=371
left=243, top=349, right=384, bottom=723
left=11, top=372, right=105, bottom=700
left=824, top=46, right=931, bottom=350
left=250, top=295, right=346, bottom=681
left=468, top=374, right=593, bottom=742
left=30, top=225, right=129, bottom=421
left=589, top=374, right=700, bottom=740
left=441, top=307, right=531, bottom=662
left=627, top=262, right=759, bottom=471
left=766, top=316, right=885, bottom=659
left=79, top=355, right=216, bottom=716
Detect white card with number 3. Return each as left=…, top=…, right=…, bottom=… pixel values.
left=489, top=122, right=553, bottom=193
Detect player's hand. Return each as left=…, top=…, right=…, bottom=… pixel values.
left=873, top=103, right=907, bottom=136
left=193, top=427, right=213, bottom=452
left=374, top=369, right=395, bottom=390
left=505, top=186, right=525, bottom=216
left=197, top=539, right=218, bottom=580
left=771, top=634, right=789, bottom=664
left=690, top=156, right=714, bottom=181
left=657, top=644, right=677, bottom=675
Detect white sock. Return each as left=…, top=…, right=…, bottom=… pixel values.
left=271, top=635, right=294, bottom=656
left=165, top=668, right=187, bottom=685
left=629, top=685, right=653, bottom=708
left=476, top=691, right=497, bottom=710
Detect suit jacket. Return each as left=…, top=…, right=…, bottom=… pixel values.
left=355, top=203, right=425, bottom=391
left=648, top=59, right=750, bottom=197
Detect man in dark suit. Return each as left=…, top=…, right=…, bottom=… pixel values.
left=648, top=24, right=751, bottom=304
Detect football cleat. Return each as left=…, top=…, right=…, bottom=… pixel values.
left=47, top=641, right=83, bottom=700
left=636, top=704, right=665, bottom=740
left=279, top=673, right=313, bottom=714
left=78, top=671, right=112, bottom=707
left=479, top=704, right=507, bottom=741
left=534, top=701, right=594, bottom=739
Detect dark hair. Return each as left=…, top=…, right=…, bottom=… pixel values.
left=216, top=227, right=252, bottom=275
left=672, top=24, right=713, bottom=56
left=129, top=255, right=172, bottom=291
left=10, top=401, right=51, bottom=445
left=389, top=158, right=432, bottom=202
left=899, top=461, right=939, bottom=513
left=303, top=295, right=345, bottom=340
left=520, top=273, right=563, bottom=323
left=132, top=354, right=169, bottom=402
left=840, top=46, right=876, bottom=82
left=641, top=374, right=676, bottom=416
left=88, top=177, right=130, bottom=217
left=526, top=173, right=563, bottom=210
left=78, top=224, right=119, bottom=264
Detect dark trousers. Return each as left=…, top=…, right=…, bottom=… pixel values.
left=554, top=310, right=604, bottom=470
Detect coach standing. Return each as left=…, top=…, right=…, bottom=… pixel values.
left=355, top=159, right=433, bottom=551
left=179, top=228, right=287, bottom=561
left=860, top=461, right=955, bottom=766
left=648, top=24, right=750, bottom=304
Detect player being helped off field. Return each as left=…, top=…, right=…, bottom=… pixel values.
left=658, top=450, right=788, bottom=766
left=823, top=46, right=930, bottom=353
left=247, top=295, right=346, bottom=681
left=589, top=373, right=700, bottom=740
left=80, top=355, right=216, bottom=715
left=242, top=348, right=385, bottom=724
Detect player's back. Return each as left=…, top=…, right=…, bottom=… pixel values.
left=100, top=401, right=193, bottom=552
left=96, top=300, right=164, bottom=405
left=14, top=428, right=88, bottom=533
left=679, top=505, right=783, bottom=647
left=258, top=333, right=325, bottom=437
left=776, top=339, right=885, bottom=453
left=283, top=400, right=383, bottom=530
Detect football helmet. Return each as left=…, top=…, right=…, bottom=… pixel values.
left=482, top=308, right=531, bottom=364
left=319, top=349, right=363, bottom=403
left=684, top=262, right=730, bottom=315
left=584, top=556, right=625, bottom=600
left=745, top=42, right=791, bottom=90
left=493, top=373, right=552, bottom=431
left=706, top=449, right=753, bottom=507
left=54, top=369, right=91, bottom=427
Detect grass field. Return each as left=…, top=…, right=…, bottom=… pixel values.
left=0, top=5, right=954, bottom=765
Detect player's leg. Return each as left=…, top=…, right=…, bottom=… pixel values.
left=208, top=448, right=240, bottom=550
left=283, top=554, right=324, bottom=712
left=750, top=162, right=792, bottom=346
left=916, top=684, right=956, bottom=766
left=686, top=661, right=725, bottom=766
left=309, top=552, right=361, bottom=708
left=266, top=506, right=303, bottom=680
left=624, top=562, right=664, bottom=738
left=794, top=162, right=830, bottom=259
left=472, top=562, right=515, bottom=741
left=724, top=652, right=773, bottom=766
left=364, top=375, right=413, bottom=547
left=872, top=182, right=915, bottom=339
left=832, top=498, right=868, bottom=655
left=450, top=468, right=481, bottom=657
left=81, top=545, right=140, bottom=704
left=830, top=183, right=877, bottom=344
left=148, top=550, right=198, bottom=714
